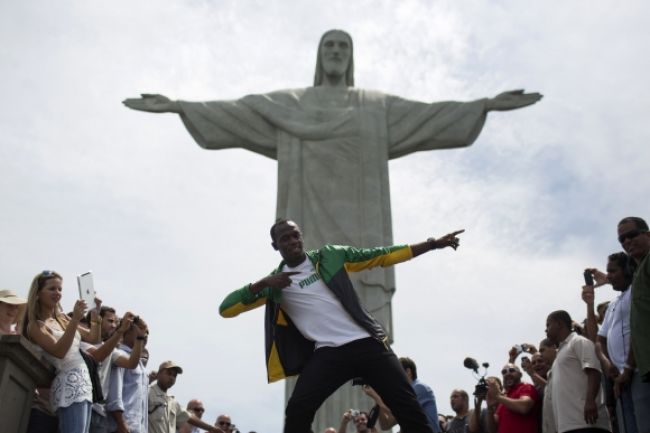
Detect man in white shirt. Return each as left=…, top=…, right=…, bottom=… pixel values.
left=546, top=310, right=611, bottom=433
left=590, top=252, right=637, bottom=433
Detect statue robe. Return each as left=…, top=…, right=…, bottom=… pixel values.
left=179, top=87, right=486, bottom=427
left=180, top=87, right=486, bottom=333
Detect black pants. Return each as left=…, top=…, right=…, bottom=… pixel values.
left=284, top=337, right=434, bottom=433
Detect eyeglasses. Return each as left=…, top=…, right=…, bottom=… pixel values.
left=192, top=407, right=205, bottom=413
left=501, top=367, right=519, bottom=375
left=618, top=229, right=647, bottom=244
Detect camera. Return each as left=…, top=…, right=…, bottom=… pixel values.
left=133, top=315, right=141, bottom=325
left=463, top=357, right=490, bottom=396
left=351, top=377, right=366, bottom=386
left=350, top=409, right=360, bottom=417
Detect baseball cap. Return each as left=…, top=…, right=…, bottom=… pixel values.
left=158, top=360, right=183, bottom=374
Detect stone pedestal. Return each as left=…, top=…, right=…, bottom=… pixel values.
left=0, top=334, right=55, bottom=433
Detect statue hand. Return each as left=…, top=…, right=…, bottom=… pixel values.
left=486, top=89, right=543, bottom=111
left=122, top=93, right=181, bottom=113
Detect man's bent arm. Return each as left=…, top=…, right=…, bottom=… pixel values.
left=219, top=283, right=271, bottom=318
left=188, top=415, right=224, bottom=433
left=494, top=394, right=535, bottom=414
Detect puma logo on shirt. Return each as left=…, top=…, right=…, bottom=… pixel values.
left=298, top=273, right=321, bottom=289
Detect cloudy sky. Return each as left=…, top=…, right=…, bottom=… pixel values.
left=2, top=1, right=649, bottom=431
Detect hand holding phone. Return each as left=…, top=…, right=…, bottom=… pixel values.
left=583, top=270, right=594, bottom=287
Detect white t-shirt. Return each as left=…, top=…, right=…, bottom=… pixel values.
left=597, top=288, right=631, bottom=372
left=280, top=257, right=370, bottom=349
left=550, top=332, right=610, bottom=433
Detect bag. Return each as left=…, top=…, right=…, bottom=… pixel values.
left=79, top=349, right=104, bottom=403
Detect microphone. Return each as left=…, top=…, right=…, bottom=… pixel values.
left=463, top=357, right=479, bottom=372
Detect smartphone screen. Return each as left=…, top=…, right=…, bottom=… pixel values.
left=77, top=271, right=95, bottom=306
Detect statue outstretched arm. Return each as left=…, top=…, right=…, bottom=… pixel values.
left=485, top=89, right=543, bottom=111
left=122, top=94, right=183, bottom=114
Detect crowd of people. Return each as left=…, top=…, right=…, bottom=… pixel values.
left=316, top=217, right=650, bottom=433
left=1, top=216, right=649, bottom=433
left=0, top=273, right=245, bottom=433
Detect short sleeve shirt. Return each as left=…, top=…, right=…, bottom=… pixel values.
left=148, top=383, right=190, bottom=433
left=495, top=382, right=539, bottom=433
left=550, top=333, right=610, bottom=433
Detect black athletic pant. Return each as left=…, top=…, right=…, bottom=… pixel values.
left=284, top=337, right=434, bottom=433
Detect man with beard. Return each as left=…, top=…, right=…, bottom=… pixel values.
left=486, top=363, right=539, bottom=433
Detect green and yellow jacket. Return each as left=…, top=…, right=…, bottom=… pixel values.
left=219, top=243, right=414, bottom=383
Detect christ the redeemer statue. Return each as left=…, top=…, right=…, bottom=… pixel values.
left=124, top=29, right=541, bottom=430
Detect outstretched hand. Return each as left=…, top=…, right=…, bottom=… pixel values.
left=122, top=94, right=181, bottom=113
left=433, top=229, right=465, bottom=250
left=486, top=89, right=543, bottom=111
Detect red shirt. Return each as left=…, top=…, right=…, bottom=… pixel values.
left=495, top=382, right=539, bottom=433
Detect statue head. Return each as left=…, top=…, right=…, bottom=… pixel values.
left=313, top=29, right=354, bottom=87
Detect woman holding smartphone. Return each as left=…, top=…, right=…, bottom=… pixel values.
left=21, top=270, right=101, bottom=433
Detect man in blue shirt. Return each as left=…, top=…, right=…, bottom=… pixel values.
left=400, top=357, right=442, bottom=432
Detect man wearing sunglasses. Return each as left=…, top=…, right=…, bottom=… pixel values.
left=617, top=217, right=650, bottom=433
left=485, top=363, right=539, bottom=433
left=178, top=399, right=206, bottom=433
left=215, top=415, right=234, bottom=433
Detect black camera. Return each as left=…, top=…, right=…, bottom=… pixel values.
left=351, top=377, right=366, bottom=386
left=463, top=357, right=490, bottom=396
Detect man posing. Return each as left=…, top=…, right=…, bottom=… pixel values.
left=545, top=310, right=611, bottom=433
left=219, top=219, right=463, bottom=433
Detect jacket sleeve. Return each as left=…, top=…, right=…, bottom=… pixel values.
left=333, top=244, right=413, bottom=273
left=219, top=283, right=275, bottom=318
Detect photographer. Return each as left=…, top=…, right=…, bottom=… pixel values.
left=337, top=409, right=376, bottom=433
left=361, top=385, right=397, bottom=431
left=469, top=377, right=501, bottom=433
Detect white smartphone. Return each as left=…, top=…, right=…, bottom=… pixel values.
left=77, top=271, right=95, bottom=307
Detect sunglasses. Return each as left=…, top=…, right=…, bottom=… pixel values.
left=192, top=407, right=205, bottom=413
left=218, top=421, right=231, bottom=427
left=501, top=367, right=519, bottom=375
left=618, top=229, right=647, bottom=244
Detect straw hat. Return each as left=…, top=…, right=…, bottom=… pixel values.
left=0, top=289, right=26, bottom=305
